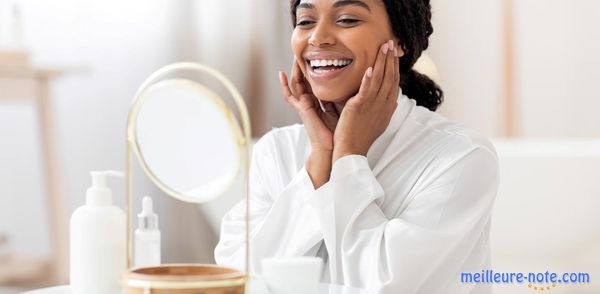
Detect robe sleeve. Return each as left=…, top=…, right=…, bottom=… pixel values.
left=214, top=133, right=323, bottom=273
left=305, top=146, right=499, bottom=293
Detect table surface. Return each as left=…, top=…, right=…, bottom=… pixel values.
left=23, top=278, right=372, bottom=294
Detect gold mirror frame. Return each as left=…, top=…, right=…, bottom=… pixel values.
left=129, top=78, right=244, bottom=203
left=125, top=62, right=251, bottom=291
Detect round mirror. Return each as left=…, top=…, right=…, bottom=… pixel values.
left=130, top=78, right=244, bottom=203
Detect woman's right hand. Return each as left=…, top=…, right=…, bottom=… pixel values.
left=279, top=57, right=339, bottom=152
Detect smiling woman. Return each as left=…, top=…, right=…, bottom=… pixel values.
left=215, top=1, right=499, bottom=293
left=290, top=0, right=442, bottom=112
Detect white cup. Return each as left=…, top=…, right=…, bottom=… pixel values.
left=261, top=256, right=323, bottom=294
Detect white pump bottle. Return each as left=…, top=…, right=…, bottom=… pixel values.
left=70, top=170, right=126, bottom=294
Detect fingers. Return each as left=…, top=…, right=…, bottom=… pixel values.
left=387, top=43, right=401, bottom=102
left=315, top=97, right=327, bottom=112
left=355, top=40, right=396, bottom=104
left=290, top=57, right=308, bottom=97
left=322, top=101, right=337, bottom=115
left=379, top=40, right=398, bottom=100
left=356, top=66, right=373, bottom=101
left=279, top=71, right=298, bottom=107
left=302, top=71, right=314, bottom=95
left=291, top=56, right=315, bottom=95
left=367, top=41, right=389, bottom=99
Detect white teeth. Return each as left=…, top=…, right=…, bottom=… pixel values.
left=314, top=68, right=334, bottom=74
left=309, top=59, right=352, bottom=68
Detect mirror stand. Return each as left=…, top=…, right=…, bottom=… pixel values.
left=122, top=62, right=252, bottom=293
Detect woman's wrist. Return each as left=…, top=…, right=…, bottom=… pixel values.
left=332, top=144, right=367, bottom=163
left=306, top=149, right=333, bottom=189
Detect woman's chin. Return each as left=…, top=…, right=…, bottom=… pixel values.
left=312, top=89, right=354, bottom=105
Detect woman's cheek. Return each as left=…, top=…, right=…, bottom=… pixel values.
left=357, top=52, right=375, bottom=79
left=367, top=47, right=380, bottom=66
left=290, top=32, right=305, bottom=59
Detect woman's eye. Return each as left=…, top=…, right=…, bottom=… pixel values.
left=337, top=18, right=360, bottom=25
left=296, top=20, right=315, bottom=27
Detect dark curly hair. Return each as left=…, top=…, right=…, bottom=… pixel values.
left=289, top=0, right=443, bottom=111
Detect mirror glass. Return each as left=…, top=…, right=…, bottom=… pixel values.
left=132, top=79, right=242, bottom=203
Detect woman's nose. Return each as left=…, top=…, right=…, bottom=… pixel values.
left=308, top=23, right=335, bottom=47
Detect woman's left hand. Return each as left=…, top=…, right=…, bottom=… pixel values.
left=333, top=40, right=401, bottom=163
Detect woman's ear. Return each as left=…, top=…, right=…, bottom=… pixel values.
left=392, top=39, right=405, bottom=56
left=396, top=41, right=405, bottom=57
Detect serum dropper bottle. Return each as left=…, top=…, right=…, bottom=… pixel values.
left=134, top=196, right=161, bottom=268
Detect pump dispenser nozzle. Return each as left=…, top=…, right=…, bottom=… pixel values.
left=86, top=170, right=124, bottom=206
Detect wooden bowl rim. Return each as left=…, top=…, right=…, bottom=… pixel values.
left=124, top=263, right=246, bottom=282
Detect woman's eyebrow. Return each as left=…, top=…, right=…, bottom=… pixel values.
left=297, top=2, right=315, bottom=10
left=332, top=0, right=371, bottom=12
left=297, top=0, right=372, bottom=13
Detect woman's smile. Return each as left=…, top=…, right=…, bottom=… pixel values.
left=304, top=50, right=354, bottom=81
left=291, top=0, right=397, bottom=103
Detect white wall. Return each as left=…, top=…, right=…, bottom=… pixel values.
left=429, top=0, right=600, bottom=138
left=429, top=0, right=504, bottom=136
left=186, top=0, right=297, bottom=134
left=514, top=0, right=600, bottom=137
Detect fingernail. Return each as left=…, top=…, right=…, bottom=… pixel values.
left=366, top=67, right=373, bottom=77
left=382, top=44, right=389, bottom=55
left=388, top=40, right=396, bottom=56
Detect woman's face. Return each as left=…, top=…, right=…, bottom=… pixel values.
left=291, top=0, right=398, bottom=104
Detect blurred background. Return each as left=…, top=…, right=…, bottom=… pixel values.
left=0, top=0, right=598, bottom=293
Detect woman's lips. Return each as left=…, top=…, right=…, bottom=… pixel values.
left=307, top=62, right=352, bottom=82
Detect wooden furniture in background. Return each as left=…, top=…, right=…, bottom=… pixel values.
left=0, top=66, right=70, bottom=286
left=501, top=0, right=518, bottom=137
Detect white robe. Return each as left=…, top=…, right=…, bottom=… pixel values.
left=215, top=92, right=499, bottom=293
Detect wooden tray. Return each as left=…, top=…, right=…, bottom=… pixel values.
left=122, top=264, right=246, bottom=294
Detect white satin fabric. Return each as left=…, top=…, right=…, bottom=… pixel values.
left=215, top=91, right=499, bottom=293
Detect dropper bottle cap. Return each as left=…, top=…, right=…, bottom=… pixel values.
left=137, top=196, right=158, bottom=230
